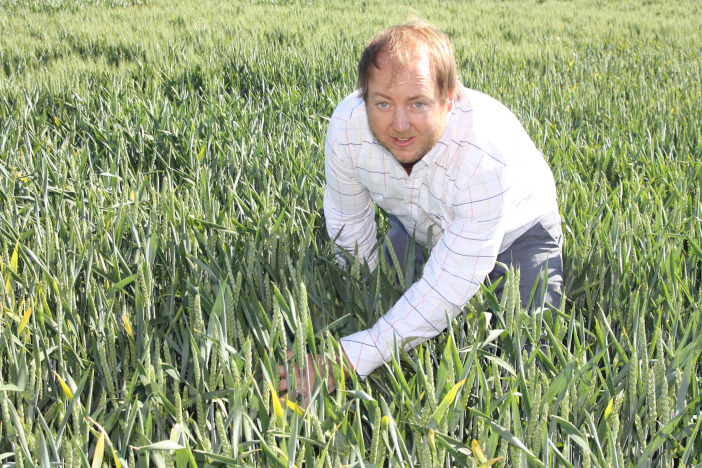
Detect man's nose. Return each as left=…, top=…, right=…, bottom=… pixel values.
left=392, top=109, right=410, bottom=133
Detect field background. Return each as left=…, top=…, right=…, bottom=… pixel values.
left=1, top=0, right=701, bottom=467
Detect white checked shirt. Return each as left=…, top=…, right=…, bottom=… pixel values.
left=324, top=86, right=559, bottom=378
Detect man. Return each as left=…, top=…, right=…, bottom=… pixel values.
left=280, top=20, right=562, bottom=400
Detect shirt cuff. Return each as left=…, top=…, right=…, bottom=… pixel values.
left=340, top=330, right=387, bottom=379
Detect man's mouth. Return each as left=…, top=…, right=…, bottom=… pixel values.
left=392, top=136, right=414, bottom=147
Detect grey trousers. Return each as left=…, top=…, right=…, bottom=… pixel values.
left=384, top=212, right=564, bottom=311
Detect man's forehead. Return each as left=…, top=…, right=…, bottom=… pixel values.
left=369, top=50, right=435, bottom=89
left=373, top=43, right=429, bottom=69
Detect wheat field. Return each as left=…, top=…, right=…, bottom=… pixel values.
left=0, top=0, right=700, bottom=466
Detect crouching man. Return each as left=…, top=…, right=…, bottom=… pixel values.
left=280, top=20, right=562, bottom=401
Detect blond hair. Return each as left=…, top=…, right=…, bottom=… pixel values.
left=357, top=20, right=461, bottom=102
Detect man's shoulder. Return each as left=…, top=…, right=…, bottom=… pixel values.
left=451, top=86, right=528, bottom=145
left=330, top=91, right=366, bottom=124
left=454, top=87, right=519, bottom=123
left=445, top=86, right=539, bottom=171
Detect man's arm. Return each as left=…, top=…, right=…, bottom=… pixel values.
left=340, top=159, right=511, bottom=378
left=323, top=116, right=378, bottom=270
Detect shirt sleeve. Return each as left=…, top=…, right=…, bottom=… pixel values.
left=341, top=157, right=511, bottom=378
left=323, top=117, right=379, bottom=271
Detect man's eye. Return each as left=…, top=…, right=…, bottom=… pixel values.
left=413, top=102, right=425, bottom=108
left=377, top=102, right=389, bottom=109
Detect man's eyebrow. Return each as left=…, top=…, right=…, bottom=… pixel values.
left=369, top=91, right=432, bottom=101
left=408, top=94, right=432, bottom=101
left=369, top=91, right=392, bottom=100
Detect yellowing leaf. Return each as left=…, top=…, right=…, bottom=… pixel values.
left=268, top=381, right=284, bottom=427
left=471, top=439, right=503, bottom=467
left=478, top=457, right=503, bottom=468
left=10, top=241, right=18, bottom=273
left=604, top=396, right=614, bottom=422
left=285, top=399, right=304, bottom=417
left=270, top=445, right=290, bottom=463
left=472, top=439, right=488, bottom=464
left=432, top=378, right=466, bottom=423
left=17, top=306, right=32, bottom=334
left=123, top=312, right=133, bottom=339
left=87, top=417, right=120, bottom=467
left=91, top=432, right=105, bottom=468
left=428, top=429, right=436, bottom=451
left=52, top=371, right=74, bottom=400
left=110, top=444, right=121, bottom=468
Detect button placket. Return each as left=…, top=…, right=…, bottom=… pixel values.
left=404, top=161, right=426, bottom=222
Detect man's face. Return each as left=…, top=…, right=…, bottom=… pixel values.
left=366, top=49, right=454, bottom=168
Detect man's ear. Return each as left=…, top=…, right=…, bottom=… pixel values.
left=445, top=87, right=455, bottom=112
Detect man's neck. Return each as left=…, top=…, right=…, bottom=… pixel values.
left=400, top=161, right=416, bottom=176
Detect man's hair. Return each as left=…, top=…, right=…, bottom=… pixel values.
left=357, top=20, right=461, bottom=103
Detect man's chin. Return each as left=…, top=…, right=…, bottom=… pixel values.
left=390, top=150, right=424, bottom=165
left=377, top=140, right=425, bottom=165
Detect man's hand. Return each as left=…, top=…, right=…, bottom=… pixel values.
left=278, top=350, right=352, bottom=408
